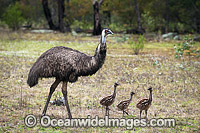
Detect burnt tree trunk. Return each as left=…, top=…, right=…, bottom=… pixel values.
left=93, top=0, right=104, bottom=35
left=134, top=0, right=144, bottom=34
left=57, top=0, right=65, bottom=32
left=165, top=0, right=169, bottom=33
left=42, top=0, right=57, bottom=30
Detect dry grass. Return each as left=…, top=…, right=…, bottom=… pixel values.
left=0, top=31, right=200, bottom=132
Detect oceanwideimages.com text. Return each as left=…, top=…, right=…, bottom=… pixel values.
left=24, top=114, right=176, bottom=129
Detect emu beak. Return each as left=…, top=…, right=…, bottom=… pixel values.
left=107, top=30, right=114, bottom=35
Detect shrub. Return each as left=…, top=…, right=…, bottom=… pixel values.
left=2, top=2, right=24, bottom=30
left=128, top=35, right=145, bottom=55
left=174, top=36, right=199, bottom=58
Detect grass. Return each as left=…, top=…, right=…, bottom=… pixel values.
left=0, top=30, right=200, bottom=132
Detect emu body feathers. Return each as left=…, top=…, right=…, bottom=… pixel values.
left=27, top=44, right=106, bottom=87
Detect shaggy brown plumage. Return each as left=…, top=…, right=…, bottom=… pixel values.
left=27, top=45, right=106, bottom=87
left=27, top=28, right=113, bottom=118
left=100, top=83, right=119, bottom=117
left=136, top=87, right=153, bottom=119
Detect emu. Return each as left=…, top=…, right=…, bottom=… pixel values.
left=27, top=28, right=113, bottom=119
left=100, top=82, right=119, bottom=117
left=117, top=92, right=135, bottom=117
left=136, top=87, right=153, bottom=119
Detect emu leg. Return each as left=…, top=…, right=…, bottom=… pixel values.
left=124, top=111, right=129, bottom=115
left=105, top=106, right=108, bottom=116
left=145, top=110, right=148, bottom=120
left=140, top=110, right=142, bottom=119
left=123, top=110, right=125, bottom=117
left=108, top=107, right=110, bottom=117
left=62, top=81, right=72, bottom=119
left=42, top=79, right=60, bottom=116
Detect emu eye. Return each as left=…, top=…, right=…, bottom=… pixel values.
left=105, top=30, right=107, bottom=33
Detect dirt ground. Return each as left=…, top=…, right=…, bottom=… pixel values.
left=0, top=31, right=200, bottom=132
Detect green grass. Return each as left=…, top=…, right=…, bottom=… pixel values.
left=0, top=31, right=200, bottom=132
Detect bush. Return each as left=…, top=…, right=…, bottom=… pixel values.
left=128, top=35, right=145, bottom=55
left=2, top=2, right=24, bottom=30
left=174, top=36, right=199, bottom=58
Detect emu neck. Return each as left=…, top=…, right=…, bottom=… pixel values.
left=94, top=34, right=107, bottom=61
left=112, top=86, right=117, bottom=98
left=101, top=35, right=106, bottom=44
left=149, top=91, right=152, bottom=102
left=74, top=33, right=107, bottom=77
left=129, top=95, right=133, bottom=103
left=78, top=34, right=107, bottom=76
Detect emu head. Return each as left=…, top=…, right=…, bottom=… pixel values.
left=114, top=82, right=119, bottom=87
left=148, top=87, right=153, bottom=91
left=130, top=92, right=135, bottom=96
left=102, top=28, right=113, bottom=37
left=101, top=28, right=113, bottom=44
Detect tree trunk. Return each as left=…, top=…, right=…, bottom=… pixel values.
left=165, top=0, right=169, bottom=33
left=93, top=0, right=103, bottom=35
left=65, top=0, right=71, bottom=32
left=134, top=0, right=144, bottom=34
left=42, top=0, right=70, bottom=32
left=57, top=0, right=65, bottom=32
left=42, top=0, right=57, bottom=30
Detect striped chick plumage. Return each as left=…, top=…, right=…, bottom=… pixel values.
left=136, top=87, right=153, bottom=119
left=100, top=83, right=119, bottom=117
left=117, top=92, right=135, bottom=117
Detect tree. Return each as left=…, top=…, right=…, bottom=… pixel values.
left=42, top=0, right=70, bottom=32
left=19, top=0, right=44, bottom=27
left=3, top=2, right=25, bottom=30
left=57, top=0, right=65, bottom=32
left=42, top=0, right=57, bottom=30
left=134, top=0, right=144, bottom=34
left=93, top=0, right=104, bottom=35
left=65, top=0, right=71, bottom=32
left=0, top=0, right=14, bottom=18
left=165, top=0, right=169, bottom=33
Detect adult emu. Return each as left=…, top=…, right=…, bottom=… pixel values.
left=27, top=28, right=113, bottom=118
